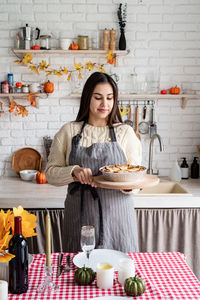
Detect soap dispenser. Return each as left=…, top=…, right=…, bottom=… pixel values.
left=169, top=160, right=182, bottom=182
left=191, top=157, right=199, bottom=179
left=181, top=157, right=189, bottom=179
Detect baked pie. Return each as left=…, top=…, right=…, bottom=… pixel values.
left=101, top=164, right=145, bottom=173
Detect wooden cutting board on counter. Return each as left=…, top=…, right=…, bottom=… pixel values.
left=12, top=147, right=42, bottom=175
left=93, top=174, right=159, bottom=190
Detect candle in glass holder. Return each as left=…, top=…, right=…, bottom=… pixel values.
left=45, top=211, right=51, bottom=267
left=0, top=280, right=8, bottom=300
left=118, top=258, right=135, bottom=285
left=96, top=263, right=114, bottom=289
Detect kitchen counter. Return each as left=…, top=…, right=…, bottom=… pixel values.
left=2, top=176, right=200, bottom=279
left=0, top=177, right=200, bottom=209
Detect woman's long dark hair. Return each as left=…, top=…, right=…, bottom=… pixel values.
left=76, top=72, right=122, bottom=125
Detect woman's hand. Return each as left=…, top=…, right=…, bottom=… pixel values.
left=72, top=167, right=97, bottom=187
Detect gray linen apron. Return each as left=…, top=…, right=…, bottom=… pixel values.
left=63, top=122, right=139, bottom=253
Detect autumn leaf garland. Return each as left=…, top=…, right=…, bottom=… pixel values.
left=11, top=51, right=116, bottom=117
left=14, top=50, right=115, bottom=79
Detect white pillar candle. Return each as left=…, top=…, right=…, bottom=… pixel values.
left=118, top=258, right=135, bottom=285
left=0, top=280, right=8, bottom=300
left=96, top=263, right=114, bottom=289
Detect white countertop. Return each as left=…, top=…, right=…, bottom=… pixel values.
left=0, top=177, right=200, bottom=209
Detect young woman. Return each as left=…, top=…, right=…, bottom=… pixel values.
left=45, top=72, right=142, bottom=253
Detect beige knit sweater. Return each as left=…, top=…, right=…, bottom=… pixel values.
left=45, top=121, right=142, bottom=186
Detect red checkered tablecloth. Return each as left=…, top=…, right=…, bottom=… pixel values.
left=8, top=252, right=200, bottom=299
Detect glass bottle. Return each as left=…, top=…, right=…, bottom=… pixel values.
left=9, top=216, right=29, bottom=294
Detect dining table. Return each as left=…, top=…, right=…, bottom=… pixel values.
left=8, top=251, right=200, bottom=300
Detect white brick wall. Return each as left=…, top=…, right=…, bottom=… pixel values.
left=0, top=0, right=200, bottom=177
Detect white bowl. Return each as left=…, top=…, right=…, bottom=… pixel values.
left=19, top=170, right=38, bottom=181
left=100, top=165, right=146, bottom=182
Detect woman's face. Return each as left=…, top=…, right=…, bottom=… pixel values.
left=89, top=83, right=114, bottom=124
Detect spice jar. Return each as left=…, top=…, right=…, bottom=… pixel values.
left=78, top=36, right=89, bottom=50
left=2, top=81, right=9, bottom=94
left=15, top=82, right=22, bottom=93
left=22, top=84, right=29, bottom=93
left=40, top=35, right=51, bottom=50
left=118, top=258, right=135, bottom=285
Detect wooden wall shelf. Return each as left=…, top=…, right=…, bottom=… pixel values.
left=12, top=49, right=130, bottom=67
left=13, top=49, right=130, bottom=55
left=0, top=93, right=48, bottom=108
left=69, top=93, right=200, bottom=109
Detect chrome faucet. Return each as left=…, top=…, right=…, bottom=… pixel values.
left=147, top=133, right=163, bottom=175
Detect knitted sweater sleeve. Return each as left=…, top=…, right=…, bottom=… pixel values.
left=45, top=124, right=78, bottom=186
left=120, top=125, right=142, bottom=166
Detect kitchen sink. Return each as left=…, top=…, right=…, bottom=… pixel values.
left=138, top=181, right=192, bottom=196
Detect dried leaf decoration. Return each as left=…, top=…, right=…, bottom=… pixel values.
left=14, top=59, right=22, bottom=65
left=106, top=50, right=116, bottom=65
left=39, top=60, right=50, bottom=70
left=62, top=67, right=68, bottom=75
left=45, top=70, right=53, bottom=76
left=67, top=73, right=72, bottom=81
left=54, top=70, right=62, bottom=77
left=0, top=206, right=37, bottom=262
left=13, top=206, right=37, bottom=238
left=22, top=53, right=33, bottom=65
left=29, top=65, right=39, bottom=74
left=9, top=102, right=28, bottom=117
left=85, top=61, right=94, bottom=71
left=96, top=65, right=106, bottom=73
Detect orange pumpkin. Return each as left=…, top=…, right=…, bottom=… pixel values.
left=36, top=172, right=47, bottom=184
left=70, top=43, right=79, bottom=50
left=170, top=86, right=181, bottom=94
left=44, top=80, right=54, bottom=93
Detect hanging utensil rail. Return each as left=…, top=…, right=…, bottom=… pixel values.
left=118, top=99, right=155, bottom=106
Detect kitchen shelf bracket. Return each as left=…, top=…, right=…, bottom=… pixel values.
left=0, top=93, right=48, bottom=110
left=181, top=97, right=188, bottom=109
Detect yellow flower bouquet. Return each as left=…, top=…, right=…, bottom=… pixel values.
left=0, top=206, right=37, bottom=263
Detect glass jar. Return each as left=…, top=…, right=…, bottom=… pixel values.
left=2, top=81, right=9, bottom=94
left=40, top=35, right=51, bottom=50
left=22, top=84, right=29, bottom=93
left=78, top=36, right=89, bottom=50
left=118, top=258, right=135, bottom=285
left=15, top=82, right=22, bottom=93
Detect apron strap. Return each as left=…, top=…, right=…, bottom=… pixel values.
left=71, top=121, right=87, bottom=152
left=70, top=182, right=104, bottom=246
left=109, top=125, right=117, bottom=142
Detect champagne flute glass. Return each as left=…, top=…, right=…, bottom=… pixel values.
left=80, top=225, right=95, bottom=267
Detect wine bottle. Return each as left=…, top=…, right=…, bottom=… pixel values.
left=9, top=216, right=28, bottom=294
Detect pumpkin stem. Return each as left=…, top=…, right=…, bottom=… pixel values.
left=134, top=274, right=138, bottom=281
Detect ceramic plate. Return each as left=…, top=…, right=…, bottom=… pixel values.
left=90, top=297, right=131, bottom=300
left=73, top=249, right=129, bottom=271
left=93, top=174, right=159, bottom=190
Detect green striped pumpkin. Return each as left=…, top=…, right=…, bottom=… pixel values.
left=124, top=275, right=146, bottom=297
left=74, top=266, right=95, bottom=285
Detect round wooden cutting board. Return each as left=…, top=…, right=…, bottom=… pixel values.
left=12, top=147, right=42, bottom=175
left=93, top=174, right=159, bottom=190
